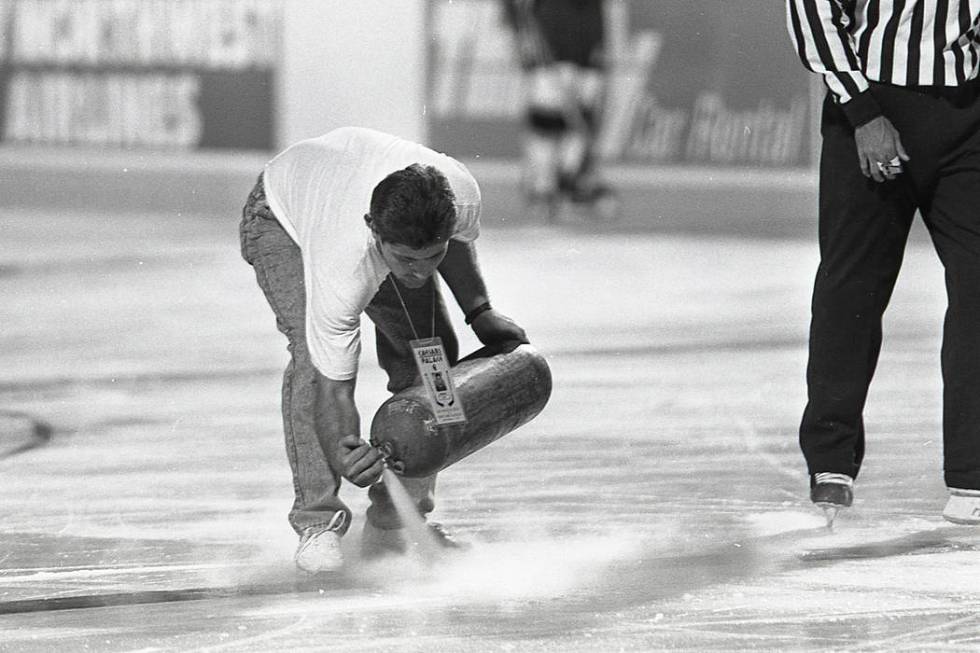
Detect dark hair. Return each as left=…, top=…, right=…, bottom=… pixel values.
left=368, top=164, right=457, bottom=248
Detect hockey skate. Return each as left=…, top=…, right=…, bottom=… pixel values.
left=810, top=473, right=854, bottom=528
left=942, top=488, right=980, bottom=525
left=560, top=173, right=620, bottom=222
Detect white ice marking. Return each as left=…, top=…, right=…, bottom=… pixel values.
left=743, top=510, right=826, bottom=537
left=821, top=612, right=980, bottom=652
left=0, top=562, right=265, bottom=582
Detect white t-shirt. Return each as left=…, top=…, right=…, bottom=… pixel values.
left=262, top=127, right=481, bottom=381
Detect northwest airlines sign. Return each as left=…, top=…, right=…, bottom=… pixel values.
left=0, top=0, right=280, bottom=151
left=428, top=0, right=814, bottom=168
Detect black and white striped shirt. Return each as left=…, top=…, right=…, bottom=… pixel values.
left=787, top=0, right=980, bottom=123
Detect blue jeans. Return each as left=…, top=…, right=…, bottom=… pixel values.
left=239, top=176, right=459, bottom=534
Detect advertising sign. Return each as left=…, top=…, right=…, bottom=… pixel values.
left=428, top=0, right=815, bottom=168
left=0, top=0, right=281, bottom=151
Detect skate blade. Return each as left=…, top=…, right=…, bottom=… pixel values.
left=816, top=504, right=840, bottom=529
left=942, top=513, right=980, bottom=525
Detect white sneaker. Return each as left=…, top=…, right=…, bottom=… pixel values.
left=294, top=513, right=346, bottom=573
left=942, top=488, right=980, bottom=525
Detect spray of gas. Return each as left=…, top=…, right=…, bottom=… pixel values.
left=379, top=466, right=442, bottom=561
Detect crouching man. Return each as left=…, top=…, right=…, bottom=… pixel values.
left=240, top=127, right=529, bottom=572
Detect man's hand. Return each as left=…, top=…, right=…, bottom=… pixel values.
left=854, top=116, right=910, bottom=183
left=471, top=309, right=529, bottom=346
left=338, top=435, right=384, bottom=487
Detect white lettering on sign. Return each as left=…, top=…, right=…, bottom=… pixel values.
left=623, top=95, right=688, bottom=162
left=5, top=72, right=202, bottom=148
left=427, top=0, right=812, bottom=167
left=598, top=27, right=665, bottom=161
left=10, top=0, right=280, bottom=68
left=685, top=93, right=808, bottom=166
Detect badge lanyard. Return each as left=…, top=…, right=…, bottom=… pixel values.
left=389, top=274, right=466, bottom=424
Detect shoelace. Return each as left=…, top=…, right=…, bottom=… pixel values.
left=303, top=510, right=347, bottom=539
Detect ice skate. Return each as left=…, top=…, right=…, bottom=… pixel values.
left=942, top=488, right=980, bottom=525
left=560, top=173, right=620, bottom=222
left=573, top=183, right=620, bottom=221
left=810, top=473, right=854, bottom=528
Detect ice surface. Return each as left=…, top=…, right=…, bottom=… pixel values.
left=1, top=211, right=978, bottom=651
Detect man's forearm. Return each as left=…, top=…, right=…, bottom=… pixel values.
left=438, top=239, right=489, bottom=313
left=313, top=374, right=360, bottom=469
left=786, top=0, right=876, bottom=120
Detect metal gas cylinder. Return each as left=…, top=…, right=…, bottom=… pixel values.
left=370, top=341, right=552, bottom=477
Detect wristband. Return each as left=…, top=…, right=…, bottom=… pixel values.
left=464, top=301, right=492, bottom=325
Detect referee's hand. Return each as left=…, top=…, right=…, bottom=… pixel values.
left=855, top=116, right=910, bottom=183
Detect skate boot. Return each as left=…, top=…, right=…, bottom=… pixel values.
left=294, top=512, right=346, bottom=573
left=942, top=488, right=980, bottom=525
left=810, top=473, right=853, bottom=528
left=560, top=173, right=620, bottom=221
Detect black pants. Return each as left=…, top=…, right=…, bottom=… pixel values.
left=801, top=82, right=980, bottom=491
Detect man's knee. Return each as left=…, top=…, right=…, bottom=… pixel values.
left=385, top=366, right=419, bottom=394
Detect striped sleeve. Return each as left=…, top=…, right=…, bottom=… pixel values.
left=786, top=0, right=882, bottom=126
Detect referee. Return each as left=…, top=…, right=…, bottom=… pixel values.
left=786, top=0, right=980, bottom=525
